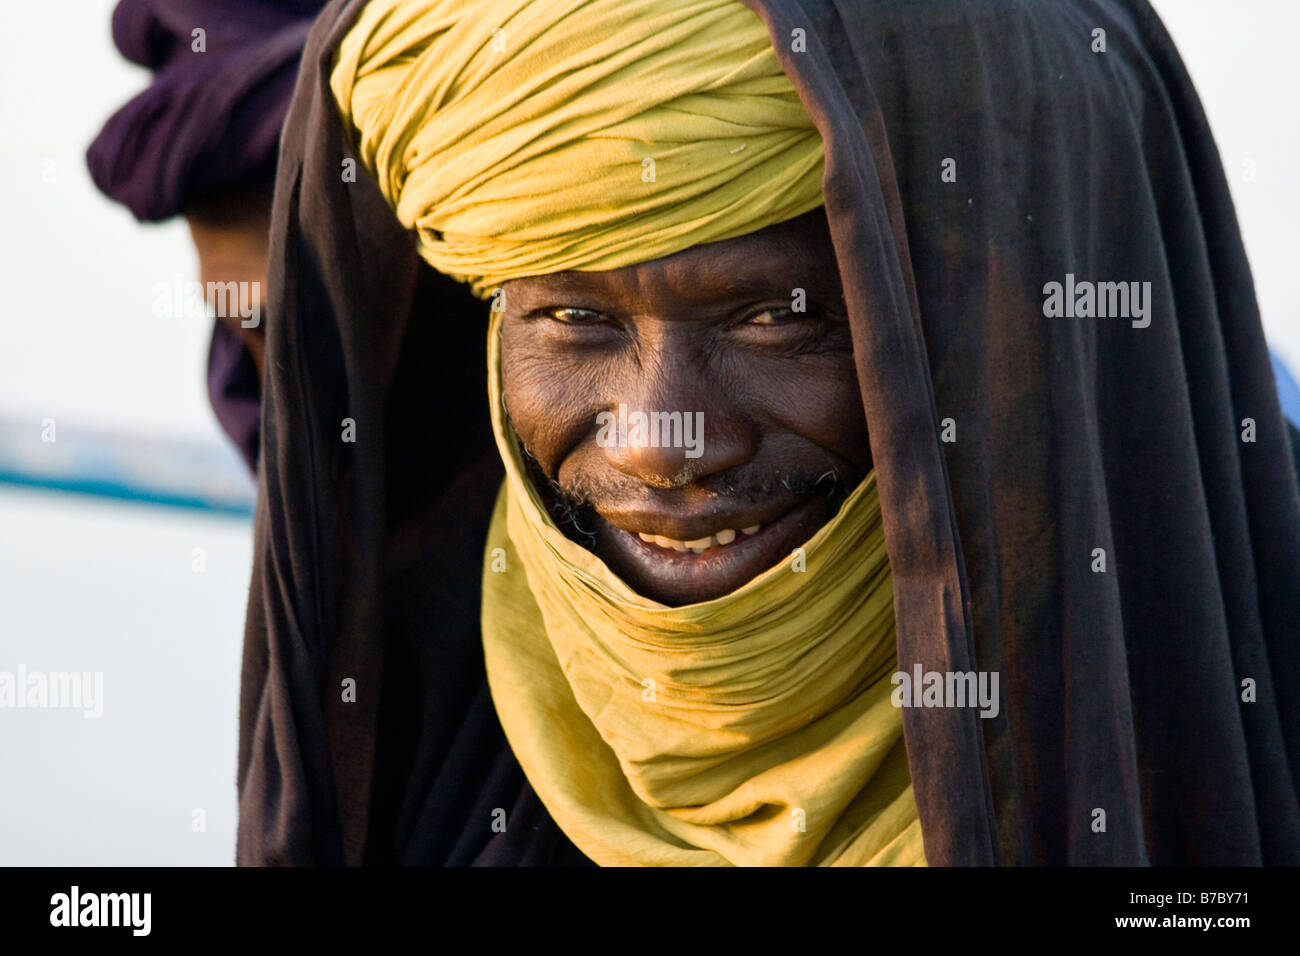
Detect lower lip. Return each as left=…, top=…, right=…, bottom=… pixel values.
left=596, top=499, right=828, bottom=603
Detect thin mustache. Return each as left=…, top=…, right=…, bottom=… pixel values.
left=519, top=448, right=852, bottom=544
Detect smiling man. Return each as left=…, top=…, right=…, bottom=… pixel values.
left=477, top=202, right=915, bottom=866
left=314, top=0, right=921, bottom=867
left=239, top=0, right=1300, bottom=868
left=500, top=208, right=865, bottom=606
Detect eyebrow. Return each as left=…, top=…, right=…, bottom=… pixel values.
left=515, top=266, right=810, bottom=305
left=517, top=270, right=597, bottom=293
left=715, top=274, right=803, bottom=299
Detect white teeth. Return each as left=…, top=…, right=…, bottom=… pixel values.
left=654, top=535, right=688, bottom=552
left=634, top=527, right=754, bottom=554
left=741, top=525, right=761, bottom=535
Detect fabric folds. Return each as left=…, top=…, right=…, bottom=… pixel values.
left=87, top=0, right=326, bottom=222
left=242, top=0, right=1300, bottom=866
left=480, top=311, right=924, bottom=866
left=329, top=0, right=825, bottom=297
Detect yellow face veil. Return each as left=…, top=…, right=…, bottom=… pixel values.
left=480, top=311, right=924, bottom=866
left=330, top=0, right=825, bottom=298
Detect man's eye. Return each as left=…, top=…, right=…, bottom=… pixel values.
left=745, top=307, right=800, bottom=326
left=547, top=307, right=602, bottom=325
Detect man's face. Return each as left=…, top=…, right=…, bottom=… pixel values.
left=500, top=207, right=870, bottom=606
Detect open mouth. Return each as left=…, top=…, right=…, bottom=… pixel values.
left=634, top=523, right=763, bottom=554
left=589, top=496, right=836, bottom=605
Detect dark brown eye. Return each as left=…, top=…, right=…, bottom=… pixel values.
left=746, top=307, right=800, bottom=326
left=548, top=307, right=603, bottom=325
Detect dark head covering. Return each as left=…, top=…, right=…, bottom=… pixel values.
left=243, top=0, right=1300, bottom=865
left=87, top=0, right=327, bottom=473
left=87, top=0, right=324, bottom=222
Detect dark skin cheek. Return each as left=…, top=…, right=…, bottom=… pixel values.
left=730, top=352, right=870, bottom=475
left=498, top=335, right=615, bottom=475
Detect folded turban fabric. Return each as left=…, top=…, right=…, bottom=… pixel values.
left=87, top=0, right=327, bottom=474
left=330, top=0, right=825, bottom=298
left=87, top=0, right=326, bottom=222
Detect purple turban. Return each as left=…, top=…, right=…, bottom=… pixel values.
left=87, top=0, right=326, bottom=473
left=87, top=0, right=324, bottom=221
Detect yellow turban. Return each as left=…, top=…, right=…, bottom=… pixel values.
left=330, top=0, right=825, bottom=298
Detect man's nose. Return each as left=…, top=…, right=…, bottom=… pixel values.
left=599, top=377, right=757, bottom=489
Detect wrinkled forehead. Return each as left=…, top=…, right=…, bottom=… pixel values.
left=500, top=207, right=841, bottom=308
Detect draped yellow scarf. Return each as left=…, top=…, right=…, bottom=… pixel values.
left=480, top=313, right=926, bottom=866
